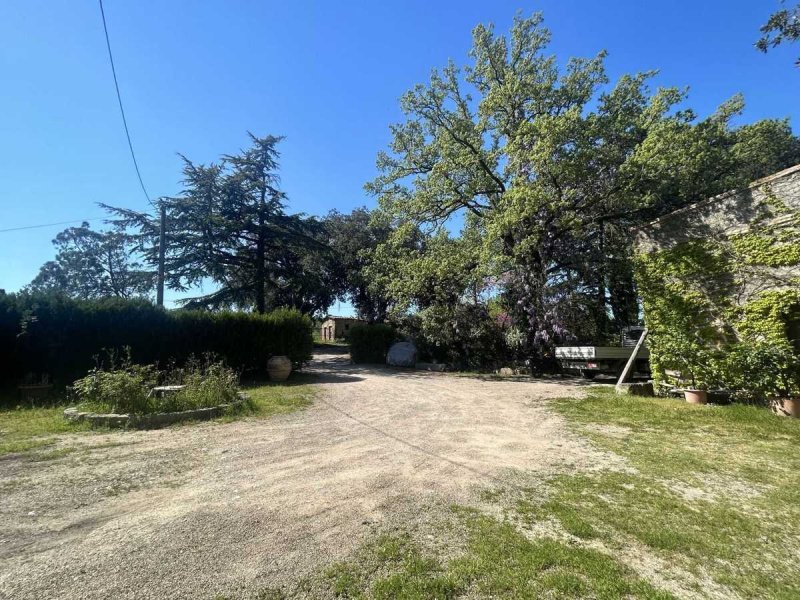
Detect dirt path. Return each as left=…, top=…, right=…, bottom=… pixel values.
left=0, top=351, right=601, bottom=599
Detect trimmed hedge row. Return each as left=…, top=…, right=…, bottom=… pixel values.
left=348, top=324, right=397, bottom=364
left=0, top=293, right=313, bottom=385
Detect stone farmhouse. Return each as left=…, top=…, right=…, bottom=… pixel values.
left=320, top=316, right=367, bottom=341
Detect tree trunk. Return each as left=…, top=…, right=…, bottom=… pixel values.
left=596, top=220, right=608, bottom=334
left=255, top=193, right=267, bottom=314
left=513, top=248, right=549, bottom=372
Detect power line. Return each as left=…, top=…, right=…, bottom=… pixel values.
left=0, top=218, right=104, bottom=234
left=1, top=5, right=151, bottom=237
left=98, top=0, right=151, bottom=204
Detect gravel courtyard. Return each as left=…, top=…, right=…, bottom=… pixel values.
left=0, top=351, right=602, bottom=599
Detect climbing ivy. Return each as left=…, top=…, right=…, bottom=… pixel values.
left=730, top=232, right=800, bottom=267
left=635, top=189, right=800, bottom=401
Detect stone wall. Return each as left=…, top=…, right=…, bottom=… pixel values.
left=634, top=164, right=800, bottom=394
left=637, top=164, right=800, bottom=304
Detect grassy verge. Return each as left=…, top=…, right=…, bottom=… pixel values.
left=0, top=405, right=91, bottom=456
left=226, top=374, right=317, bottom=421
left=0, top=375, right=317, bottom=457
left=313, top=340, right=350, bottom=349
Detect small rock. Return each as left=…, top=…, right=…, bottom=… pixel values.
left=27, top=511, right=36, bottom=517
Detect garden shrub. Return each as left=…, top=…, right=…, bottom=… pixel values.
left=71, top=350, right=240, bottom=415
left=724, top=341, right=800, bottom=402
left=395, top=305, right=507, bottom=370
left=0, top=292, right=313, bottom=385
left=348, top=324, right=397, bottom=364
left=162, top=356, right=240, bottom=413
left=70, top=351, right=159, bottom=414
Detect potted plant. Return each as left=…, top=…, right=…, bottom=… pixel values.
left=664, top=335, right=720, bottom=405
left=728, top=342, right=800, bottom=417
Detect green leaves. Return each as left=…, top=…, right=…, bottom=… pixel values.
left=367, top=12, right=800, bottom=365
left=27, top=223, right=154, bottom=300
left=163, top=134, right=336, bottom=315
left=756, top=3, right=800, bottom=65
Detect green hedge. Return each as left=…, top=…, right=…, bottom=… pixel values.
left=348, top=324, right=396, bottom=364
left=0, top=292, right=313, bottom=385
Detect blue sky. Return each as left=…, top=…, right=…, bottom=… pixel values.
left=1, top=0, right=798, bottom=312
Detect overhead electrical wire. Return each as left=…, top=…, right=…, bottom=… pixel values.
left=1, top=3, right=154, bottom=236
left=98, top=0, right=151, bottom=204
left=0, top=218, right=104, bottom=235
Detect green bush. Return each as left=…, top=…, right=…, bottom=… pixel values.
left=725, top=341, right=800, bottom=401
left=71, top=351, right=240, bottom=415
left=397, top=304, right=507, bottom=370
left=0, top=292, right=313, bottom=385
left=163, top=356, right=240, bottom=412
left=348, top=324, right=397, bottom=364
left=70, top=351, right=159, bottom=414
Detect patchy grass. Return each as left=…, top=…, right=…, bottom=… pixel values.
left=314, top=388, right=800, bottom=599
left=553, top=388, right=800, bottom=484
left=224, top=374, right=317, bottom=422
left=0, top=405, right=91, bottom=457
left=26, top=446, right=78, bottom=462
left=314, top=339, right=349, bottom=348
left=321, top=511, right=673, bottom=599
left=538, top=387, right=800, bottom=598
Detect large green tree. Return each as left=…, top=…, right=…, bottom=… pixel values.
left=323, top=207, right=394, bottom=322
left=108, top=134, right=336, bottom=315
left=368, top=14, right=800, bottom=366
left=27, top=223, right=153, bottom=299
left=171, top=134, right=334, bottom=314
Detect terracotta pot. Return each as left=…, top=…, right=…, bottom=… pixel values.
left=683, top=389, right=708, bottom=405
left=267, top=355, right=292, bottom=382
left=779, top=398, right=800, bottom=418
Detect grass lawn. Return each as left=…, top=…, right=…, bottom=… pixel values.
left=322, top=512, right=673, bottom=600
left=0, top=376, right=317, bottom=458
left=542, top=388, right=800, bottom=599
left=230, top=374, right=317, bottom=420
left=0, top=404, right=91, bottom=456
left=312, top=388, right=800, bottom=600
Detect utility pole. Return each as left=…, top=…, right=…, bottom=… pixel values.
left=156, top=202, right=166, bottom=307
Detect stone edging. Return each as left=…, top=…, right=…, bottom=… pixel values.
left=63, top=392, right=249, bottom=429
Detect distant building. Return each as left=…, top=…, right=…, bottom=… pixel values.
left=320, top=316, right=367, bottom=341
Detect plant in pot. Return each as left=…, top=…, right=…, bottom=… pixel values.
left=663, top=335, right=719, bottom=405
left=680, top=354, right=718, bottom=405
left=727, top=342, right=800, bottom=417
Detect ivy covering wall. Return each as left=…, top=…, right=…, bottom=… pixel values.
left=635, top=165, right=800, bottom=400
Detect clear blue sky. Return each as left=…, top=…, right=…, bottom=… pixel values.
left=1, top=1, right=798, bottom=309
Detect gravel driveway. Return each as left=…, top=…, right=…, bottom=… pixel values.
left=0, top=350, right=598, bottom=599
